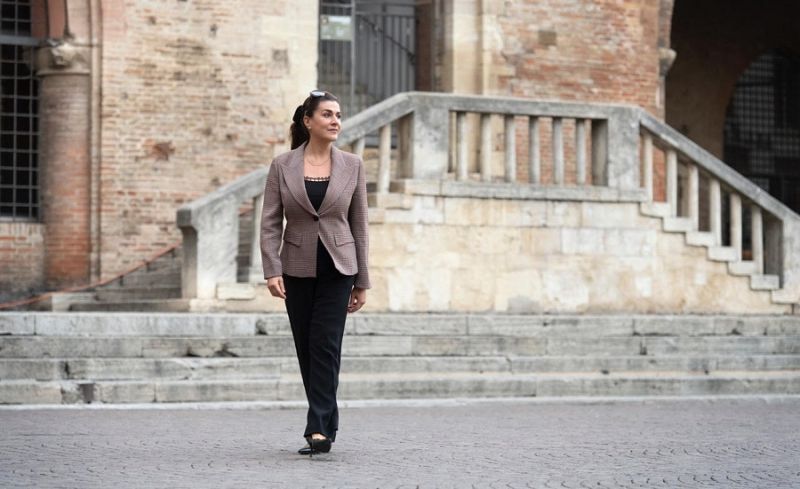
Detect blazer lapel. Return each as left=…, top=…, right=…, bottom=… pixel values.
left=318, top=146, right=356, bottom=216
left=282, top=143, right=318, bottom=216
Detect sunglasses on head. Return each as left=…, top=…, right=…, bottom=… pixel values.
left=310, top=90, right=326, bottom=98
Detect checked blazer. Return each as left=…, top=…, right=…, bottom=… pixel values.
left=259, top=142, right=371, bottom=290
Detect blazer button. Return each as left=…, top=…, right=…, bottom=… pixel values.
left=313, top=215, right=319, bottom=221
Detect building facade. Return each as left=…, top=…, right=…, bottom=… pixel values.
left=1, top=0, right=798, bottom=304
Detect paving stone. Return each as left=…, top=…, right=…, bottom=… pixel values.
left=2, top=398, right=799, bottom=488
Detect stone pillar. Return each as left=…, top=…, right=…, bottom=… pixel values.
left=407, top=104, right=450, bottom=180
left=35, top=40, right=91, bottom=288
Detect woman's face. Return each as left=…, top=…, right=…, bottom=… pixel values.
left=305, top=100, right=342, bottom=144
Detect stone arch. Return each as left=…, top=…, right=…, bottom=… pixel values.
left=723, top=48, right=800, bottom=212
left=665, top=1, right=800, bottom=159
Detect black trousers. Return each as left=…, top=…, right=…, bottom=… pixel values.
left=283, top=271, right=355, bottom=442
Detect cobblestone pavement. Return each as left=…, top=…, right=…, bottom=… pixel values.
left=1, top=397, right=799, bottom=489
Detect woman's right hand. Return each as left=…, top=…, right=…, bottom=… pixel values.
left=266, top=276, right=286, bottom=299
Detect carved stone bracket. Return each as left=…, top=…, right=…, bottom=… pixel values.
left=659, top=47, right=677, bottom=77
left=34, top=39, right=90, bottom=76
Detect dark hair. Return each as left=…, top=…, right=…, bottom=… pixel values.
left=290, top=91, right=340, bottom=149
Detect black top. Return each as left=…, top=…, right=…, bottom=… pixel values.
left=304, top=178, right=337, bottom=276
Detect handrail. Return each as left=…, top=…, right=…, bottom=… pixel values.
left=639, top=111, right=799, bottom=223
left=176, top=167, right=268, bottom=228
left=176, top=167, right=269, bottom=299
left=336, top=92, right=414, bottom=145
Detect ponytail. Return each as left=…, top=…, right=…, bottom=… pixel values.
left=290, top=105, right=309, bottom=149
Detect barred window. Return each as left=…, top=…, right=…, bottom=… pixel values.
left=1, top=0, right=40, bottom=221
left=724, top=50, right=800, bottom=213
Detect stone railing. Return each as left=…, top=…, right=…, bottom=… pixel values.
left=176, top=92, right=800, bottom=304
left=638, top=113, right=800, bottom=303
left=339, top=92, right=642, bottom=197
left=176, top=168, right=267, bottom=299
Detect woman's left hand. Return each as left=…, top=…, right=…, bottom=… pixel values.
left=347, top=287, right=367, bottom=313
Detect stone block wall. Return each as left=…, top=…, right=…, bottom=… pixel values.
left=363, top=195, right=786, bottom=314
left=226, top=192, right=788, bottom=315
left=97, top=0, right=317, bottom=278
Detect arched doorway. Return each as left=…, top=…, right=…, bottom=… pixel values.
left=723, top=50, right=800, bottom=213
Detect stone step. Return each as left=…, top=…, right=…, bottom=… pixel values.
left=729, top=261, right=757, bottom=276
left=751, top=275, right=780, bottom=291
left=3, top=313, right=799, bottom=337
left=99, top=270, right=182, bottom=289
left=685, top=231, right=716, bottom=247
left=2, top=335, right=798, bottom=359
left=68, top=299, right=192, bottom=313
left=95, top=287, right=182, bottom=302
left=3, top=355, right=799, bottom=381
left=708, top=246, right=738, bottom=262
left=4, top=370, right=800, bottom=404
left=662, top=217, right=694, bottom=233
left=639, top=202, right=671, bottom=218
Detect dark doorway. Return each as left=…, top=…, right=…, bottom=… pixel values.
left=318, top=0, right=425, bottom=116
left=723, top=49, right=800, bottom=213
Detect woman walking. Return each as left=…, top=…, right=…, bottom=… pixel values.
left=260, top=90, right=370, bottom=456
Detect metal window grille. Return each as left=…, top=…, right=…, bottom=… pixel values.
left=723, top=50, right=800, bottom=213
left=1, top=0, right=40, bottom=221
left=319, top=0, right=416, bottom=117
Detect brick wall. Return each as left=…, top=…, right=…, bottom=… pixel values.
left=39, top=73, right=91, bottom=288
left=97, top=0, right=317, bottom=278
left=441, top=0, right=664, bottom=113
left=0, top=223, right=45, bottom=300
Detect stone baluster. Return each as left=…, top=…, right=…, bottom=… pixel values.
left=378, top=124, right=391, bottom=194
left=480, top=113, right=492, bottom=182
left=751, top=205, right=764, bottom=274
left=688, top=163, right=699, bottom=230
left=576, top=119, right=587, bottom=186
left=643, top=133, right=653, bottom=201
left=456, top=112, right=468, bottom=181
left=353, top=137, right=365, bottom=158
left=248, top=194, right=264, bottom=283
left=552, top=117, right=564, bottom=185
left=710, top=179, right=721, bottom=245
left=504, top=115, right=516, bottom=183
left=591, top=119, right=608, bottom=186
left=730, top=193, right=742, bottom=260
left=666, top=149, right=678, bottom=217
left=529, top=116, right=540, bottom=184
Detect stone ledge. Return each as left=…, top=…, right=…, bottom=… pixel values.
left=389, top=179, right=647, bottom=202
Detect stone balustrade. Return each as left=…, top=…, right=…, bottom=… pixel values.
left=638, top=112, right=800, bottom=304
left=176, top=168, right=267, bottom=300
left=176, top=92, right=800, bottom=308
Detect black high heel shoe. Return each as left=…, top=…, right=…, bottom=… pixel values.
left=300, top=434, right=332, bottom=457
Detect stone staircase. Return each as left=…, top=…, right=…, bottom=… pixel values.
left=640, top=202, right=782, bottom=294
left=65, top=248, right=186, bottom=313
left=1, top=313, right=799, bottom=404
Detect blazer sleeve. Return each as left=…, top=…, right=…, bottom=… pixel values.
left=260, top=162, right=284, bottom=279
left=349, top=158, right=371, bottom=289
